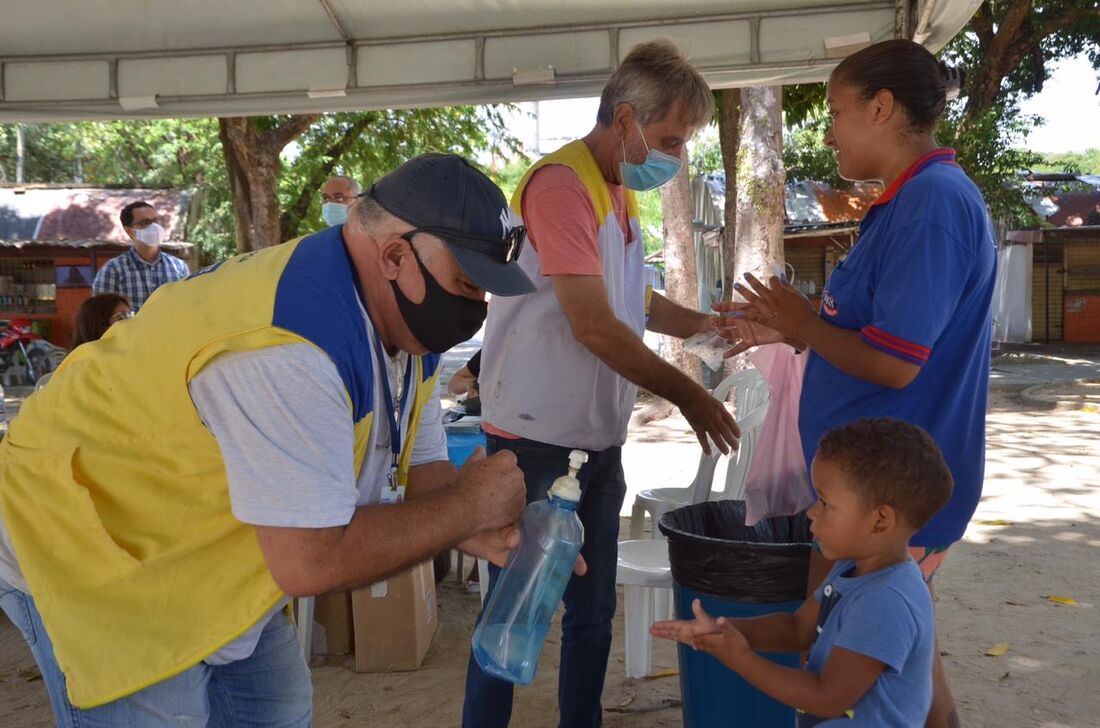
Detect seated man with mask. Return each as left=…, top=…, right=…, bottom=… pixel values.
left=0, top=154, right=533, bottom=727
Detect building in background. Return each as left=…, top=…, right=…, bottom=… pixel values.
left=0, top=186, right=194, bottom=347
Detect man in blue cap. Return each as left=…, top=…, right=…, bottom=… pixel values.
left=0, top=154, right=531, bottom=726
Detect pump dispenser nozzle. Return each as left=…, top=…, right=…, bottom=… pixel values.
left=548, top=449, right=588, bottom=502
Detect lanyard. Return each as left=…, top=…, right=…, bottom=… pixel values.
left=372, top=332, right=414, bottom=491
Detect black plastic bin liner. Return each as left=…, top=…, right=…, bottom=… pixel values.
left=658, top=501, right=813, bottom=604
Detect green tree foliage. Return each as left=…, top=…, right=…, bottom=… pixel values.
left=783, top=120, right=846, bottom=188
left=278, top=107, right=520, bottom=242
left=1, top=106, right=517, bottom=262
left=951, top=0, right=1099, bottom=122
left=0, top=119, right=232, bottom=262
left=1032, top=149, right=1100, bottom=175
left=938, top=0, right=1099, bottom=226
left=937, top=101, right=1043, bottom=225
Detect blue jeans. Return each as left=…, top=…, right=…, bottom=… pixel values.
left=463, top=436, right=627, bottom=728
left=0, top=577, right=312, bottom=727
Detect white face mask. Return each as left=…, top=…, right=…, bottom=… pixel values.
left=134, top=222, right=164, bottom=247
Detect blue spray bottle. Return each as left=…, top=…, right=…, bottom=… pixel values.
left=471, top=449, right=588, bottom=684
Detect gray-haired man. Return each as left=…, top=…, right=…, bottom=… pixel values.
left=465, top=39, right=738, bottom=728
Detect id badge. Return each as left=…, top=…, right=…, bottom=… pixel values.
left=380, top=484, right=405, bottom=504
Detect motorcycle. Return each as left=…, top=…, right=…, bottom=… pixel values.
left=0, top=319, right=56, bottom=386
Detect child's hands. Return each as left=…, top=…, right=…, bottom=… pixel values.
left=650, top=599, right=723, bottom=647
left=651, top=599, right=752, bottom=668
left=695, top=616, right=752, bottom=667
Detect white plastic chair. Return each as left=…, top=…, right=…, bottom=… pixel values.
left=615, top=538, right=676, bottom=678
left=616, top=371, right=770, bottom=678
left=628, top=369, right=770, bottom=539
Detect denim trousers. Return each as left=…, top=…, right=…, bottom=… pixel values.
left=0, top=576, right=312, bottom=727
left=463, top=435, right=627, bottom=728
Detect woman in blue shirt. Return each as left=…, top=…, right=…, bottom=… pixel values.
left=719, top=39, right=996, bottom=728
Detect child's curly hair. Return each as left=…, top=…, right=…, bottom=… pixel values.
left=816, top=418, right=953, bottom=529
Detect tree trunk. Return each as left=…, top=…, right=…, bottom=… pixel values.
left=715, top=88, right=744, bottom=381
left=217, top=114, right=319, bottom=253
left=962, top=0, right=1034, bottom=123
left=659, top=150, right=699, bottom=376
left=717, top=89, right=741, bottom=314
left=732, top=86, right=785, bottom=291
left=15, top=125, right=25, bottom=184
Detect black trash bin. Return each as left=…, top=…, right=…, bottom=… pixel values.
left=659, top=501, right=812, bottom=728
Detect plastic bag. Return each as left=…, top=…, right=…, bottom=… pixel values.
left=683, top=332, right=733, bottom=370
left=742, top=344, right=816, bottom=526
left=658, top=501, right=811, bottom=603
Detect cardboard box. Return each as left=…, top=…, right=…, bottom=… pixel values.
left=313, top=591, right=354, bottom=655
left=352, top=560, right=438, bottom=672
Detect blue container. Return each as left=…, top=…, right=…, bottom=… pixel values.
left=445, top=427, right=486, bottom=468
left=659, top=502, right=812, bottom=728
left=672, top=586, right=803, bottom=727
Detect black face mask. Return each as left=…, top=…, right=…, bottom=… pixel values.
left=391, top=246, right=488, bottom=353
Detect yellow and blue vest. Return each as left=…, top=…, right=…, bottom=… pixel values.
left=0, top=224, right=439, bottom=707
left=481, top=140, right=646, bottom=450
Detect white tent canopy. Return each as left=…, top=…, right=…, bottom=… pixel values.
left=0, top=0, right=979, bottom=122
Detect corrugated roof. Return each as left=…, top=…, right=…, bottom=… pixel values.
left=697, top=173, right=880, bottom=228
left=0, top=186, right=192, bottom=243
left=0, top=238, right=192, bottom=256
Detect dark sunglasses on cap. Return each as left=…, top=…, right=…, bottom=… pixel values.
left=399, top=225, right=526, bottom=264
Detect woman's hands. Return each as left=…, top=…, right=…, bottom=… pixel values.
left=711, top=273, right=816, bottom=356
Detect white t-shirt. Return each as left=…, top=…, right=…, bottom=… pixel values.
left=0, top=323, right=449, bottom=665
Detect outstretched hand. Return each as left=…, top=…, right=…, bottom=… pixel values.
left=651, top=599, right=751, bottom=666
left=650, top=597, right=722, bottom=645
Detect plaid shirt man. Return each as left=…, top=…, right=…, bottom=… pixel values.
left=92, top=247, right=190, bottom=311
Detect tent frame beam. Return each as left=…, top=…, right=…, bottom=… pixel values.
left=0, top=2, right=894, bottom=64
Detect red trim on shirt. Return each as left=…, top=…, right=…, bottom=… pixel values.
left=870, top=148, right=959, bottom=209
left=861, top=325, right=931, bottom=364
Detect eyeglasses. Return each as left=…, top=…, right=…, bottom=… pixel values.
left=131, top=217, right=161, bottom=229
left=400, top=225, right=526, bottom=264
left=321, top=193, right=354, bottom=204
left=109, top=310, right=133, bottom=324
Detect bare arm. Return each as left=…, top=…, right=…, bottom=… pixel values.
left=735, top=274, right=919, bottom=389
left=552, top=275, right=738, bottom=454
left=714, top=642, right=884, bottom=718
left=654, top=599, right=882, bottom=718
left=646, top=290, right=710, bottom=338
left=405, top=459, right=456, bottom=498
left=254, top=450, right=526, bottom=597
left=652, top=595, right=818, bottom=653
left=729, top=595, right=820, bottom=653
left=799, top=316, right=919, bottom=389
left=447, top=366, right=478, bottom=396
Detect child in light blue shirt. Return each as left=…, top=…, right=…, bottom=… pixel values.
left=653, top=418, right=953, bottom=726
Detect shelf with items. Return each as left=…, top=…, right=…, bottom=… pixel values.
left=0, top=259, right=59, bottom=316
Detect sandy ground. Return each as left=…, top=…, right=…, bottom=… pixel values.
left=2, top=377, right=1099, bottom=727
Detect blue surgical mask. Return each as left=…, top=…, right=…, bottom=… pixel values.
left=619, top=123, right=683, bottom=191
left=322, top=202, right=349, bottom=227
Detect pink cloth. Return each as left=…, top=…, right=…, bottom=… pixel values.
left=743, top=345, right=816, bottom=526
